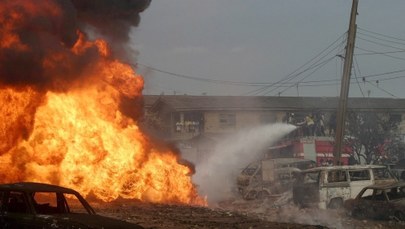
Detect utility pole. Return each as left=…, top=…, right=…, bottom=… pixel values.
left=334, top=0, right=359, bottom=165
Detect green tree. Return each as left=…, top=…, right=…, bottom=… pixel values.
left=345, top=111, right=404, bottom=164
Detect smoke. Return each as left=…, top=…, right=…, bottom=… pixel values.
left=192, top=123, right=296, bottom=204
left=71, top=0, right=151, bottom=59
left=242, top=195, right=345, bottom=229
left=0, top=0, right=150, bottom=152
left=0, top=0, right=150, bottom=91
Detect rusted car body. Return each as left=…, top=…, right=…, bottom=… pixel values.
left=344, top=182, right=405, bottom=221
left=237, top=158, right=315, bottom=199
left=0, top=182, right=143, bottom=229
left=293, top=165, right=397, bottom=209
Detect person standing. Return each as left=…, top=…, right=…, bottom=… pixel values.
left=306, top=115, right=315, bottom=136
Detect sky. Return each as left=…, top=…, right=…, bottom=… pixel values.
left=129, top=0, right=405, bottom=98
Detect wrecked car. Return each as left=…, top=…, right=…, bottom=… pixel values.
left=237, top=158, right=315, bottom=200
left=293, top=165, right=397, bottom=209
left=344, top=182, right=405, bottom=221
left=0, top=182, right=143, bottom=229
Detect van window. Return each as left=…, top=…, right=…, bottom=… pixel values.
left=349, top=170, right=370, bottom=181
left=372, top=168, right=393, bottom=180
left=327, top=170, right=347, bottom=183
left=302, top=172, right=319, bottom=184
left=296, top=161, right=314, bottom=170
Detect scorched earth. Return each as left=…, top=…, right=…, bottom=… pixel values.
left=94, top=192, right=405, bottom=229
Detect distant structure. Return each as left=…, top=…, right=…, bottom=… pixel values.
left=143, top=95, right=405, bottom=164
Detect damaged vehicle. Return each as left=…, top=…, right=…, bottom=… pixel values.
left=0, top=182, right=143, bottom=229
left=293, top=165, right=397, bottom=209
left=237, top=158, right=315, bottom=200
left=344, top=182, right=405, bottom=221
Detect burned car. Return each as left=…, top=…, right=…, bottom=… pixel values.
left=344, top=182, right=405, bottom=221
left=0, top=182, right=143, bottom=229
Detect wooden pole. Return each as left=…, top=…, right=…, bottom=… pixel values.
left=334, top=0, right=359, bottom=165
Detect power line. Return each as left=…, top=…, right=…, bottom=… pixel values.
left=353, top=56, right=365, bottom=97
left=365, top=80, right=398, bottom=98
left=243, top=33, right=347, bottom=95
left=268, top=56, right=336, bottom=96
left=137, top=63, right=271, bottom=86
left=137, top=61, right=405, bottom=88
left=355, top=46, right=405, bottom=61
left=357, top=31, right=405, bottom=47
left=358, top=27, right=405, bottom=43
left=357, top=36, right=405, bottom=52
left=287, top=75, right=405, bottom=87
left=374, top=74, right=405, bottom=82
left=134, top=28, right=405, bottom=96
left=355, top=50, right=405, bottom=56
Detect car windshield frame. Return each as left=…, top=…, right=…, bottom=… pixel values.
left=30, top=191, right=94, bottom=215
left=358, top=185, right=405, bottom=202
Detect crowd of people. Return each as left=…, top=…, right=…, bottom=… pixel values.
left=286, top=112, right=336, bottom=137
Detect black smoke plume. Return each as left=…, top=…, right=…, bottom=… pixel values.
left=0, top=0, right=151, bottom=90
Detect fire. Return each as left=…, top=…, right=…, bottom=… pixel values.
left=0, top=1, right=205, bottom=205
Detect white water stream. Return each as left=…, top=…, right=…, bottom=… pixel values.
left=192, top=123, right=296, bottom=204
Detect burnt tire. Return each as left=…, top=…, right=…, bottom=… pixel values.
left=328, top=198, right=343, bottom=209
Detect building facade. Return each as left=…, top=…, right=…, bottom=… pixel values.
left=143, top=95, right=405, bottom=164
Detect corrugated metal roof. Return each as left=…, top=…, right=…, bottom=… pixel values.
left=143, top=95, right=405, bottom=112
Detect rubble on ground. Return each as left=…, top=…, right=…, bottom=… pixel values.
left=93, top=192, right=405, bottom=229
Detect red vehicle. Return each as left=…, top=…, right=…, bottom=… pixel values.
left=265, top=136, right=351, bottom=166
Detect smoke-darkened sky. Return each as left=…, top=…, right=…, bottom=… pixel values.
left=131, top=0, right=405, bottom=98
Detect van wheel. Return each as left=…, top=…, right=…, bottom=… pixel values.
left=329, top=198, right=343, bottom=209
left=243, top=190, right=257, bottom=200
left=257, top=190, right=270, bottom=200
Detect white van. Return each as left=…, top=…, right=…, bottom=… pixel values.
left=292, top=165, right=397, bottom=209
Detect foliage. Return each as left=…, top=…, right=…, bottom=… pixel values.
left=344, top=111, right=404, bottom=164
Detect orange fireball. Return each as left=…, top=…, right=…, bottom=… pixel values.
left=0, top=0, right=205, bottom=206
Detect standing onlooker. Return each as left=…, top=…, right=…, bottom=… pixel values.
left=328, top=113, right=336, bottom=136
left=306, top=114, right=315, bottom=136
left=319, top=114, right=326, bottom=136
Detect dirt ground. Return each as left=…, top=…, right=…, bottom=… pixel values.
left=93, top=192, right=405, bottom=229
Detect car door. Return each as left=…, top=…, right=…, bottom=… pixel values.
left=1, top=191, right=38, bottom=229
left=368, top=189, right=390, bottom=219
left=0, top=190, right=7, bottom=226
left=357, top=189, right=390, bottom=219
left=354, top=191, right=375, bottom=218
left=348, top=169, right=373, bottom=198
left=325, top=170, right=350, bottom=207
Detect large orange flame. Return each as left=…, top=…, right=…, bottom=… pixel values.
left=0, top=26, right=205, bottom=205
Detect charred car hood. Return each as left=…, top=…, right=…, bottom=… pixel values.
left=36, top=213, right=143, bottom=229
